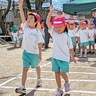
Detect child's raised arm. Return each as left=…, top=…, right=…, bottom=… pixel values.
left=46, top=5, right=54, bottom=30
left=18, top=0, right=26, bottom=24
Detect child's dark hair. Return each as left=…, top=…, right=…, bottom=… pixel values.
left=28, top=13, right=38, bottom=27
left=64, top=25, right=68, bottom=32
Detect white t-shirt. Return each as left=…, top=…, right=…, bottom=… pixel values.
left=88, top=29, right=95, bottom=41
left=77, top=29, right=89, bottom=43
left=48, top=27, right=73, bottom=62
left=22, top=22, right=44, bottom=54
left=12, top=32, right=18, bottom=41
left=18, top=30, right=23, bottom=39
left=68, top=29, right=76, bottom=37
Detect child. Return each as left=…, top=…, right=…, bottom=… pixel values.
left=77, top=21, right=89, bottom=58
left=68, top=20, right=76, bottom=52
left=88, top=22, right=96, bottom=54
left=18, top=25, right=23, bottom=47
left=46, top=5, right=76, bottom=96
left=10, top=25, right=18, bottom=48
left=16, top=0, right=44, bottom=94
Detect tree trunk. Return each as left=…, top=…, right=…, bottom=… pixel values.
left=25, top=0, right=31, bottom=10
left=0, top=0, right=11, bottom=35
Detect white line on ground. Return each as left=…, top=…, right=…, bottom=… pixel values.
left=0, top=62, right=51, bottom=87
left=18, top=77, right=96, bottom=82
left=1, top=86, right=96, bottom=94
left=43, top=65, right=96, bottom=69
left=29, top=70, right=96, bottom=75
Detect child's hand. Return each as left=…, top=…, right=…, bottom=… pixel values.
left=50, top=5, right=54, bottom=12
left=18, top=0, right=23, bottom=8
left=72, top=58, right=77, bottom=64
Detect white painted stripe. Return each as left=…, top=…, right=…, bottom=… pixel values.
left=1, top=86, right=96, bottom=94
left=71, top=90, right=96, bottom=94
left=43, top=65, right=96, bottom=69
left=0, top=62, right=51, bottom=87
left=28, top=62, right=51, bottom=72
left=0, top=74, right=22, bottom=87
left=18, top=77, right=96, bottom=82
left=70, top=66, right=96, bottom=69
left=30, top=70, right=96, bottom=75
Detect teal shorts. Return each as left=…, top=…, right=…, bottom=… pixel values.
left=22, top=50, right=40, bottom=68
left=71, top=37, right=76, bottom=46
left=89, top=41, right=95, bottom=45
left=52, top=58, right=69, bottom=72
left=79, top=42, right=89, bottom=47
left=19, top=38, right=23, bottom=41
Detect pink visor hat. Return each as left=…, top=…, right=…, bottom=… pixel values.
left=90, top=22, right=94, bottom=27
left=28, top=12, right=40, bottom=22
left=52, top=15, right=65, bottom=27
left=80, top=21, right=86, bottom=25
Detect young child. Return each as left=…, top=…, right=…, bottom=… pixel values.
left=10, top=25, right=18, bottom=48
left=16, top=0, right=44, bottom=94
left=88, top=22, right=96, bottom=54
left=77, top=21, right=89, bottom=58
left=68, top=20, right=76, bottom=52
left=46, top=5, right=76, bottom=96
left=18, top=25, right=23, bottom=47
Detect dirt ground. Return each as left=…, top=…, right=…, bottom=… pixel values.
left=0, top=42, right=96, bottom=96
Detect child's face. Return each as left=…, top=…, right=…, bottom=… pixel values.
left=80, top=25, right=86, bottom=29
left=92, top=11, right=96, bottom=18
left=69, top=24, right=74, bottom=30
left=54, top=25, right=65, bottom=34
left=27, top=15, right=37, bottom=28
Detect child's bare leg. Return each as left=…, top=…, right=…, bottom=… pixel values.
left=89, top=45, right=91, bottom=52
left=19, top=41, right=22, bottom=47
left=22, top=68, right=29, bottom=86
left=92, top=45, right=95, bottom=53
left=55, top=72, right=61, bottom=88
left=36, top=66, right=41, bottom=79
left=60, top=72, right=68, bottom=83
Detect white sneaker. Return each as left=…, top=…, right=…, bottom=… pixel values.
left=83, top=54, right=87, bottom=58
left=15, top=85, right=26, bottom=94
left=64, top=82, right=71, bottom=92
left=55, top=88, right=63, bottom=96
left=79, top=55, right=83, bottom=58
left=36, top=78, right=42, bottom=87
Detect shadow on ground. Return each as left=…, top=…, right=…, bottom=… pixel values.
left=26, top=86, right=40, bottom=96
left=64, top=94, right=70, bottom=96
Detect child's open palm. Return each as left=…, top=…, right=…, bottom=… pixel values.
left=50, top=5, right=54, bottom=12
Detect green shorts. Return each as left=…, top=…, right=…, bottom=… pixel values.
left=79, top=42, right=89, bottom=47
left=19, top=38, right=23, bottom=41
left=52, top=58, right=69, bottom=72
left=89, top=41, right=95, bottom=45
left=22, top=50, right=40, bottom=68
left=71, top=37, right=75, bottom=46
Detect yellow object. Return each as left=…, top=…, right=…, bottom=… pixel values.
left=37, top=22, right=41, bottom=30
left=27, top=12, right=33, bottom=15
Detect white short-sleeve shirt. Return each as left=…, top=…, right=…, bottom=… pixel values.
left=68, top=29, right=76, bottom=37
left=88, top=29, right=95, bottom=41
left=12, top=32, right=18, bottom=41
left=48, top=27, right=73, bottom=62
left=22, top=22, right=44, bottom=54
left=77, top=29, right=89, bottom=43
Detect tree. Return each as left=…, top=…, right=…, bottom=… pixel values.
left=25, top=0, right=49, bottom=21
left=0, top=0, right=11, bottom=35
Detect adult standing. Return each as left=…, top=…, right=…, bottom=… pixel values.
left=91, top=8, right=96, bottom=43
left=44, top=18, right=50, bottom=49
